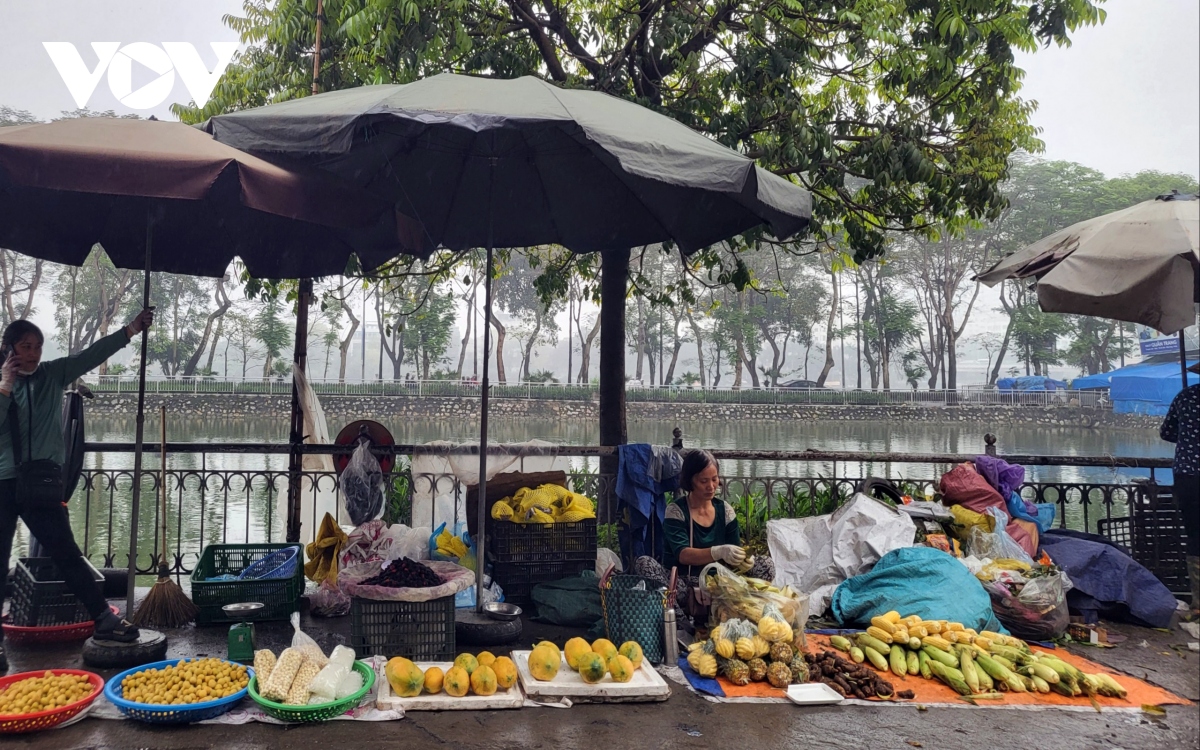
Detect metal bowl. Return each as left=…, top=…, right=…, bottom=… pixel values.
left=222, top=602, right=265, bottom=620
left=483, top=602, right=522, bottom=622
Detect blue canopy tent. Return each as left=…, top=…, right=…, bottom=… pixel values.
left=1111, top=360, right=1200, bottom=416
left=1070, top=372, right=1113, bottom=390
left=996, top=375, right=1070, bottom=392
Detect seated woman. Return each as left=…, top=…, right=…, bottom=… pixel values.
left=634, top=449, right=774, bottom=626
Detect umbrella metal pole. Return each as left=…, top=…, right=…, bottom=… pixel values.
left=1181, top=325, right=1189, bottom=389
left=126, top=218, right=153, bottom=616
left=477, top=242, right=493, bottom=612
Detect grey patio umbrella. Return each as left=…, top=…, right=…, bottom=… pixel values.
left=0, top=117, right=422, bottom=615
left=202, top=73, right=812, bottom=610
left=977, top=191, right=1199, bottom=384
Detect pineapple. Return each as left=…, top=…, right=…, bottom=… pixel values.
left=720, top=658, right=751, bottom=686
left=769, top=641, right=794, bottom=664
left=735, top=637, right=757, bottom=661
left=788, top=655, right=809, bottom=684
left=747, top=658, right=768, bottom=682
left=766, top=661, right=792, bottom=689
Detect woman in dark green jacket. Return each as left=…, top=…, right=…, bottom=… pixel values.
left=0, top=309, right=152, bottom=673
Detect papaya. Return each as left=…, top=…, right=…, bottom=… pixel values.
left=528, top=645, right=561, bottom=681
left=453, top=653, right=479, bottom=675
left=470, top=665, right=498, bottom=696
left=607, top=655, right=635, bottom=683
left=492, top=656, right=517, bottom=689
left=618, top=641, right=644, bottom=670
left=564, top=637, right=592, bottom=671
left=577, top=651, right=607, bottom=684
left=444, top=666, right=470, bottom=697
left=385, top=657, right=424, bottom=698
left=591, top=638, right=618, bottom=662
left=423, top=666, right=444, bottom=695
left=476, top=651, right=497, bottom=668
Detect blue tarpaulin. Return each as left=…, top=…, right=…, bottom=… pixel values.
left=830, top=547, right=1006, bottom=634
left=996, top=376, right=1069, bottom=392
left=1110, top=360, right=1199, bottom=416
left=1071, top=372, right=1112, bottom=390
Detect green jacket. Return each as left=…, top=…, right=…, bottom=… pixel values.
left=0, top=329, right=132, bottom=480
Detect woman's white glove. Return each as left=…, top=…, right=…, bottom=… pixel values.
left=710, top=544, right=747, bottom=567
left=0, top=356, right=18, bottom=393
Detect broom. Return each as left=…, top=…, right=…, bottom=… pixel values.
left=132, top=405, right=199, bottom=628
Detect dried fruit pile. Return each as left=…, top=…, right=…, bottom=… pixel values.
left=362, top=558, right=442, bottom=588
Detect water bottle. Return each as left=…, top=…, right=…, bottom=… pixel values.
left=663, top=609, right=678, bottom=665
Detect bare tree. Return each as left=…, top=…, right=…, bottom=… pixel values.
left=181, top=275, right=231, bottom=376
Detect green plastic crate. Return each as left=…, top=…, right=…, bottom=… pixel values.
left=190, top=544, right=304, bottom=624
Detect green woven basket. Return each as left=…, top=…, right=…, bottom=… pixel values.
left=248, top=660, right=375, bottom=722
left=601, top=574, right=668, bottom=664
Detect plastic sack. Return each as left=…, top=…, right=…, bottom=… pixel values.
left=290, top=611, right=328, bottom=667
left=341, top=442, right=385, bottom=526
left=699, top=562, right=810, bottom=644
left=966, top=508, right=1034, bottom=566
left=429, top=522, right=477, bottom=573
left=340, top=519, right=395, bottom=570
left=335, top=670, right=364, bottom=700
left=308, top=645, right=356, bottom=700
left=984, top=570, right=1073, bottom=640
left=310, top=578, right=351, bottom=617
left=339, top=559, right=475, bottom=602
left=596, top=548, right=623, bottom=577
left=382, top=525, right=432, bottom=563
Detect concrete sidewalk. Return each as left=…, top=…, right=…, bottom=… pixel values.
left=4, top=601, right=1197, bottom=750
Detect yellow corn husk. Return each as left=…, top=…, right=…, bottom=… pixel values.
left=962, top=628, right=978, bottom=637
left=922, top=635, right=953, bottom=652
left=973, top=637, right=992, bottom=651
left=901, top=615, right=923, bottom=628
left=253, top=650, right=277, bottom=687
left=946, top=622, right=964, bottom=632
left=870, top=617, right=897, bottom=635
left=924, top=620, right=943, bottom=634
left=979, top=630, right=1005, bottom=642
left=892, top=627, right=910, bottom=644
left=285, top=661, right=322, bottom=705
left=881, top=611, right=902, bottom=625
left=866, top=626, right=894, bottom=644
left=910, top=625, right=929, bottom=639
left=262, top=648, right=303, bottom=701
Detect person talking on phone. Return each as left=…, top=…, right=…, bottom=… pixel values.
left=0, top=307, right=154, bottom=673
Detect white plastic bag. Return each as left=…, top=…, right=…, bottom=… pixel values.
left=596, top=548, right=623, bottom=576
left=335, top=670, right=364, bottom=699
left=967, top=508, right=1035, bottom=566
left=307, top=645, right=356, bottom=700
left=381, top=525, right=433, bottom=563
left=289, top=611, right=327, bottom=667
left=341, top=442, right=385, bottom=526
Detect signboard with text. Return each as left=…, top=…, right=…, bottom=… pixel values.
left=1140, top=336, right=1180, bottom=356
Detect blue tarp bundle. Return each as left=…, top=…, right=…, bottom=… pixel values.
left=1071, top=372, right=1112, bottom=390
left=1038, top=530, right=1178, bottom=628
left=1110, top=360, right=1199, bottom=416
left=830, top=547, right=1007, bottom=634
left=996, top=376, right=1069, bottom=392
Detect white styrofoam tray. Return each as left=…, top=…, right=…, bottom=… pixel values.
left=375, top=661, right=525, bottom=711
left=786, top=682, right=845, bottom=706
left=513, top=650, right=670, bottom=703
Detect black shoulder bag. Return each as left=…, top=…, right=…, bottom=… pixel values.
left=9, top=380, right=66, bottom=506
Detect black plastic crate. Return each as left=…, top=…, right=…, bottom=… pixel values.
left=10, top=557, right=105, bottom=626
left=349, top=595, right=455, bottom=661
left=1128, top=485, right=1190, bottom=595
left=1096, top=517, right=1132, bottom=552
left=488, top=519, right=597, bottom=564
left=189, top=543, right=304, bottom=624
left=491, top=559, right=594, bottom=604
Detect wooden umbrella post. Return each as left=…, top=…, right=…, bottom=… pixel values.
left=125, top=216, right=152, bottom=617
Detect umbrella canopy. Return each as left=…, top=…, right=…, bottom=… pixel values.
left=201, top=73, right=811, bottom=253
left=0, top=118, right=427, bottom=278
left=976, top=192, right=1199, bottom=335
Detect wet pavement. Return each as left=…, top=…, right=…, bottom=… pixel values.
left=4, top=596, right=1197, bottom=750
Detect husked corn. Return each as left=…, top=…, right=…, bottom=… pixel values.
left=254, top=650, right=276, bottom=686
left=262, top=648, right=303, bottom=701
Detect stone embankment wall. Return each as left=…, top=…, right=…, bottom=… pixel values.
left=85, top=393, right=1159, bottom=430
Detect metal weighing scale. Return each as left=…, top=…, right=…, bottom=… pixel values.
left=223, top=602, right=265, bottom=663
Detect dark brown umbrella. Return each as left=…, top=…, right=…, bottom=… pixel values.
left=0, top=117, right=425, bottom=614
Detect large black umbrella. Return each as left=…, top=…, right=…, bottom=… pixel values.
left=203, top=73, right=812, bottom=609
left=0, top=118, right=421, bottom=615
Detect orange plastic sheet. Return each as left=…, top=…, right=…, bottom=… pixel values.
left=723, top=634, right=1191, bottom=708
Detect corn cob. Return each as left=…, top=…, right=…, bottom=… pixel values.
left=917, top=650, right=932, bottom=679
left=863, top=646, right=889, bottom=671
left=253, top=650, right=277, bottom=687
left=870, top=617, right=897, bottom=635
left=849, top=647, right=865, bottom=664
left=1024, top=662, right=1060, bottom=684
left=924, top=620, right=943, bottom=634
left=1050, top=679, right=1076, bottom=697
left=829, top=635, right=853, bottom=652
left=910, top=625, right=929, bottom=639
left=908, top=637, right=922, bottom=651
left=902, top=615, right=923, bottom=628
left=892, top=627, right=910, bottom=644
left=990, top=654, right=1016, bottom=671
left=262, top=648, right=303, bottom=701
left=988, top=644, right=1026, bottom=663
left=906, top=651, right=920, bottom=676
left=922, top=645, right=958, bottom=668
left=928, top=660, right=971, bottom=695
left=1093, top=673, right=1127, bottom=699
left=889, top=645, right=908, bottom=677
left=974, top=652, right=1027, bottom=693
left=857, top=632, right=892, bottom=655
left=973, top=636, right=992, bottom=651
left=866, top=626, right=894, bottom=645
left=946, top=622, right=964, bottom=632
left=1030, top=675, right=1050, bottom=693
left=284, top=661, right=322, bottom=705
left=922, top=635, right=953, bottom=652
left=881, top=611, right=902, bottom=625
left=976, top=663, right=994, bottom=692
left=959, top=647, right=980, bottom=693
left=963, top=628, right=978, bottom=637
